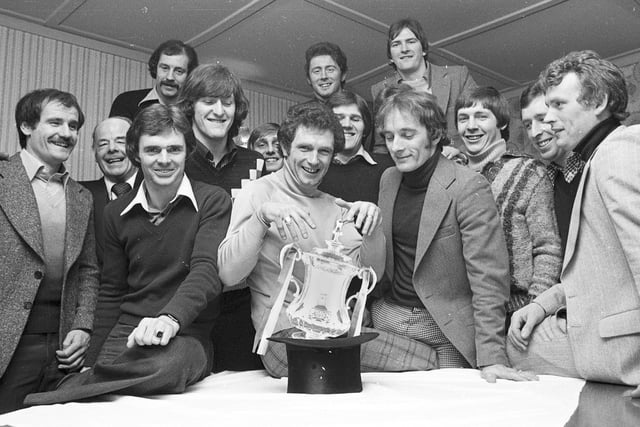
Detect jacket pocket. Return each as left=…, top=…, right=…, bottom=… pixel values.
left=598, top=308, right=640, bottom=338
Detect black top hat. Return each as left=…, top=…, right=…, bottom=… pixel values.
left=269, top=332, right=378, bottom=394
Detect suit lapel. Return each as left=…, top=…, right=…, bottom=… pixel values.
left=415, top=158, right=454, bottom=270
left=380, top=168, right=402, bottom=280
left=64, top=181, right=89, bottom=275
left=430, top=63, right=452, bottom=114
left=0, top=155, right=45, bottom=259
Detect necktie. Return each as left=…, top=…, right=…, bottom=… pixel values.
left=111, top=182, right=132, bottom=199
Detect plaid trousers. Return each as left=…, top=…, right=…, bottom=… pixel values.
left=372, top=298, right=470, bottom=369
left=261, top=324, right=439, bottom=378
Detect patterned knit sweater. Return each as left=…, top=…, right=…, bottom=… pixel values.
left=482, top=153, right=562, bottom=313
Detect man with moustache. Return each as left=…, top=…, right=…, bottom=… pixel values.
left=181, top=64, right=265, bottom=372
left=218, top=102, right=439, bottom=378
left=25, top=104, right=231, bottom=406
left=81, top=117, right=142, bottom=267
left=109, top=40, right=198, bottom=120
left=371, top=18, right=476, bottom=153
left=0, top=89, right=99, bottom=413
left=520, top=82, right=584, bottom=251
left=305, top=42, right=348, bottom=103
left=319, top=90, right=393, bottom=203
left=508, top=51, right=640, bottom=392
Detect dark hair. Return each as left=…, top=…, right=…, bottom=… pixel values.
left=179, top=64, right=249, bottom=141
left=15, top=88, right=85, bottom=148
left=455, top=86, right=510, bottom=141
left=248, top=122, right=280, bottom=150
left=538, top=50, right=629, bottom=121
left=278, top=102, right=345, bottom=155
left=376, top=86, right=447, bottom=145
left=519, top=81, right=545, bottom=111
left=387, top=18, right=428, bottom=63
left=326, top=90, right=373, bottom=142
left=126, top=104, right=193, bottom=168
left=304, top=42, right=348, bottom=79
left=148, top=40, right=199, bottom=79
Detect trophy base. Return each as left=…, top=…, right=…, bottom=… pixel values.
left=268, top=332, right=378, bottom=394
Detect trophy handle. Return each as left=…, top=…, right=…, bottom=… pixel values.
left=256, top=244, right=301, bottom=355
left=347, top=267, right=377, bottom=337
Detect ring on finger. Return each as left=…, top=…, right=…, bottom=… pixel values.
left=283, top=215, right=293, bottom=225
left=156, top=331, right=164, bottom=339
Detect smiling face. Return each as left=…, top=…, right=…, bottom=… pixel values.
left=138, top=130, right=186, bottom=195
left=252, top=132, right=283, bottom=172
left=94, top=118, right=135, bottom=182
left=544, top=72, right=603, bottom=152
left=21, top=101, right=80, bottom=171
left=332, top=104, right=364, bottom=155
left=457, top=102, right=503, bottom=156
left=307, top=55, right=344, bottom=100
left=283, top=126, right=334, bottom=191
left=154, top=53, right=189, bottom=103
left=521, top=95, right=566, bottom=163
left=192, top=96, right=236, bottom=145
left=382, top=108, right=439, bottom=172
left=389, top=28, right=425, bottom=76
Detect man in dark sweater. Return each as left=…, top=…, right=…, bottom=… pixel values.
left=109, top=40, right=198, bottom=120
left=25, top=104, right=231, bottom=405
left=319, top=90, right=393, bottom=203
left=520, top=82, right=584, bottom=252
left=181, top=63, right=265, bottom=371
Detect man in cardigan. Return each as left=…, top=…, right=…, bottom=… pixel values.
left=25, top=104, right=231, bottom=406
left=455, top=86, right=562, bottom=320
left=319, top=90, right=393, bottom=203
left=80, top=117, right=142, bottom=267
left=0, top=89, right=99, bottom=413
left=508, top=51, right=640, bottom=393
left=182, top=63, right=265, bottom=372
left=519, top=83, right=584, bottom=252
left=370, top=18, right=476, bottom=153
left=109, top=40, right=198, bottom=120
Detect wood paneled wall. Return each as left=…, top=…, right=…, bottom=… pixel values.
left=0, top=24, right=300, bottom=180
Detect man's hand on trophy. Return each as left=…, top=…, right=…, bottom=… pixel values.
left=259, top=202, right=316, bottom=241
left=335, top=198, right=381, bottom=236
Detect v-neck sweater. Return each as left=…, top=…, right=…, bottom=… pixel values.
left=86, top=179, right=231, bottom=365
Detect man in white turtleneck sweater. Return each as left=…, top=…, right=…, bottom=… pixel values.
left=455, top=86, right=562, bottom=321
left=218, top=102, right=439, bottom=377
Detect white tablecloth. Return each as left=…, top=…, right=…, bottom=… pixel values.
left=0, top=369, right=585, bottom=427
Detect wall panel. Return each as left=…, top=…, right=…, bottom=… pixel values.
left=0, top=23, right=301, bottom=180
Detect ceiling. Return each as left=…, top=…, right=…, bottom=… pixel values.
left=2, top=0, right=640, bottom=101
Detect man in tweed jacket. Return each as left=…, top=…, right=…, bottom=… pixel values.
left=0, top=89, right=99, bottom=413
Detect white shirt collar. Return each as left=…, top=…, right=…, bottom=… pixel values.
left=120, top=173, right=198, bottom=216
left=333, top=146, right=377, bottom=165
left=138, top=87, right=162, bottom=106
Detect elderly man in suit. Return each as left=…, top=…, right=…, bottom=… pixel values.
left=80, top=117, right=141, bottom=267
left=0, top=89, right=99, bottom=413
left=508, top=51, right=640, bottom=393
left=370, top=18, right=476, bottom=153
left=374, top=86, right=535, bottom=382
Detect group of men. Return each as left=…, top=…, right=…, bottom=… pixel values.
left=1, top=16, right=640, bottom=414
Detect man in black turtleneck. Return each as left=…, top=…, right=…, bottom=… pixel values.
left=373, top=87, right=536, bottom=383
left=508, top=51, right=640, bottom=394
